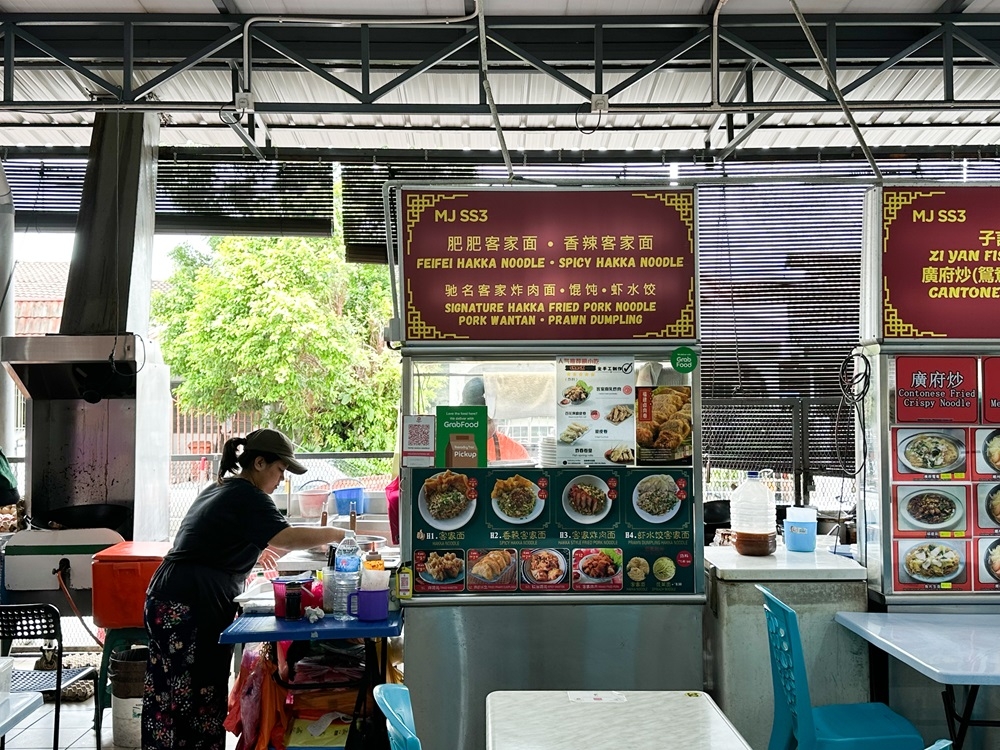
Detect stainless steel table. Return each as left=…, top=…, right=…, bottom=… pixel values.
left=0, top=693, right=44, bottom=738
left=486, top=690, right=752, bottom=750
left=836, top=611, right=1000, bottom=749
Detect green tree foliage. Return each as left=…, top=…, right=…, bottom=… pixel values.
left=151, top=236, right=400, bottom=452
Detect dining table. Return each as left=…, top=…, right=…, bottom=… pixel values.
left=485, top=690, right=752, bottom=750
left=0, top=692, right=44, bottom=740
left=835, top=611, right=1000, bottom=750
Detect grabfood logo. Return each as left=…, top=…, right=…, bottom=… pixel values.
left=443, top=420, right=480, bottom=428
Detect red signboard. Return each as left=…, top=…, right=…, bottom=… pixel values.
left=984, top=358, right=1000, bottom=424
left=400, top=189, right=695, bottom=342
left=894, top=356, right=979, bottom=423
left=883, top=187, right=1000, bottom=339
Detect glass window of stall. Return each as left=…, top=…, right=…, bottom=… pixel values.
left=406, top=357, right=693, bottom=468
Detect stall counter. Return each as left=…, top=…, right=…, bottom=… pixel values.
left=703, top=543, right=869, bottom=750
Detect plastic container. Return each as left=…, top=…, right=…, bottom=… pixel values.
left=92, top=541, right=172, bottom=629
left=333, top=486, right=365, bottom=516
left=731, top=471, right=777, bottom=556
left=272, top=574, right=314, bottom=618
left=0, top=656, right=12, bottom=699
left=296, top=490, right=328, bottom=518
left=784, top=506, right=818, bottom=553
left=332, top=530, right=362, bottom=620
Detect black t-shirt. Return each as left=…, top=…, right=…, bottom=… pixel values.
left=148, top=477, right=289, bottom=633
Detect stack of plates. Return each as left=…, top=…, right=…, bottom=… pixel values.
left=539, top=437, right=558, bottom=466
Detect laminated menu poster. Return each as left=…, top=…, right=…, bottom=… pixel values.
left=409, top=466, right=695, bottom=595
left=555, top=356, right=636, bottom=466
left=891, top=427, right=968, bottom=482
left=434, top=405, right=487, bottom=468
left=635, top=385, right=693, bottom=466
left=892, top=484, right=969, bottom=538
left=893, top=539, right=971, bottom=592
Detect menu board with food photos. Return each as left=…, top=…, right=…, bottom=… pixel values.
left=889, top=354, right=1000, bottom=593
left=409, top=466, right=696, bottom=596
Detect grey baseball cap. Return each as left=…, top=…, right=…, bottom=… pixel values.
left=244, top=428, right=307, bottom=474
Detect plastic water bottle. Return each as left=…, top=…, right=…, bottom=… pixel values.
left=332, top=530, right=362, bottom=620
left=731, top=471, right=777, bottom=556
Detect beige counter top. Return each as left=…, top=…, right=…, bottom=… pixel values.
left=704, top=543, right=866, bottom=581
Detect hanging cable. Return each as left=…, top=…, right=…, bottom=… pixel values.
left=54, top=567, right=104, bottom=648
left=835, top=351, right=871, bottom=477
left=477, top=0, right=515, bottom=181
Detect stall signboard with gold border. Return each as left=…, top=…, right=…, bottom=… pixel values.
left=882, top=187, right=1000, bottom=340
left=400, top=188, right=696, bottom=343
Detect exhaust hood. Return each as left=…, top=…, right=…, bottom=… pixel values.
left=2, top=334, right=139, bottom=401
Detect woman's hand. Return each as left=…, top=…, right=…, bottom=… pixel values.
left=256, top=547, right=280, bottom=571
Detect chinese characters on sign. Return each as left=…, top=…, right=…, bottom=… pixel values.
left=401, top=189, right=695, bottom=342
left=894, top=357, right=979, bottom=423
left=883, top=187, right=1000, bottom=339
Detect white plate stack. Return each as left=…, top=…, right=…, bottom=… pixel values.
left=539, top=437, right=558, bottom=466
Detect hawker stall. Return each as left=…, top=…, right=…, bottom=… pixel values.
left=387, top=185, right=703, bottom=750
left=856, top=185, right=1000, bottom=745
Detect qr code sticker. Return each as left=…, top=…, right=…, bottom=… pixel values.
left=406, top=421, right=432, bottom=450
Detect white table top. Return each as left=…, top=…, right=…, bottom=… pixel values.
left=486, top=690, right=752, bottom=750
left=835, top=611, right=1000, bottom=685
left=0, top=693, right=44, bottom=736
left=704, top=544, right=866, bottom=581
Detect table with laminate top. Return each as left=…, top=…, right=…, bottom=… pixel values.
left=0, top=693, right=44, bottom=738
left=835, top=611, right=1000, bottom=749
left=486, top=690, right=752, bottom=750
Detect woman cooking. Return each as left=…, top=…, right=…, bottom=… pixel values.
left=142, top=428, right=346, bottom=750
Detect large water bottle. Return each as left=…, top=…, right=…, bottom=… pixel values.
left=332, top=530, right=362, bottom=620
left=731, top=471, right=777, bottom=556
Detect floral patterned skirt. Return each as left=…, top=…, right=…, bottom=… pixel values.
left=142, top=597, right=234, bottom=750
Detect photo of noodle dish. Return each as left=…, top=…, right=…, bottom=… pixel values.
left=898, top=431, right=965, bottom=474
left=899, top=488, right=963, bottom=531
left=983, top=429, right=1000, bottom=473
left=632, top=474, right=683, bottom=523
left=561, top=475, right=612, bottom=524
left=984, top=539, right=1000, bottom=583
left=491, top=474, right=543, bottom=524
left=521, top=549, right=567, bottom=585
left=418, top=470, right=477, bottom=531
left=984, top=484, right=1000, bottom=527
left=902, top=541, right=963, bottom=583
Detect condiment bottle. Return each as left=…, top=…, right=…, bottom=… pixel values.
left=320, top=510, right=328, bottom=527
left=731, top=471, right=777, bottom=556
left=350, top=501, right=357, bottom=533
left=363, top=550, right=384, bottom=571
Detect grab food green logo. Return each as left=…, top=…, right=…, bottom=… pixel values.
left=671, top=347, right=698, bottom=374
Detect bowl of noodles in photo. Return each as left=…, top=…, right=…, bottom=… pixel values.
left=984, top=539, right=1000, bottom=583
left=632, top=474, right=683, bottom=523
left=984, top=484, right=1000, bottom=527
left=902, top=541, right=963, bottom=583
left=898, top=432, right=965, bottom=474
left=983, top=429, right=1000, bottom=473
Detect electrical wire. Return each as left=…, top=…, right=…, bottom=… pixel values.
left=835, top=351, right=871, bottom=477
left=573, top=102, right=604, bottom=135
left=54, top=568, right=104, bottom=648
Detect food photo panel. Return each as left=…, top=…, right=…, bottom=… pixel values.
left=624, top=469, right=693, bottom=530
left=892, top=427, right=968, bottom=482
left=974, top=537, right=1000, bottom=590
left=894, top=539, right=971, bottom=591
left=415, top=468, right=480, bottom=534
left=466, top=548, right=518, bottom=592
left=553, top=470, right=621, bottom=536
left=635, top=385, right=693, bottom=467
left=973, top=427, right=1000, bottom=479
left=975, top=482, right=1000, bottom=534
left=893, top=484, right=968, bottom=537
left=570, top=547, right=623, bottom=592
left=519, top=548, right=571, bottom=592
left=485, top=470, right=549, bottom=530
left=413, top=549, right=466, bottom=593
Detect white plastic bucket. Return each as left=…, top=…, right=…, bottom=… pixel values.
left=112, top=695, right=143, bottom=748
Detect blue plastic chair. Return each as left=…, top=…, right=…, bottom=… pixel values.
left=757, top=585, right=952, bottom=750
left=373, top=683, right=422, bottom=750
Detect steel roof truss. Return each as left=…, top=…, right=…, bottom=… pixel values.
left=367, top=29, right=479, bottom=104
left=131, top=26, right=243, bottom=101
left=485, top=28, right=592, bottom=101
left=718, top=27, right=834, bottom=102
left=840, top=25, right=945, bottom=96
left=254, top=30, right=365, bottom=103
left=11, top=24, right=120, bottom=100
left=605, top=28, right=711, bottom=100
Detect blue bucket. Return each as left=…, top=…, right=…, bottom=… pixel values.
left=783, top=519, right=817, bottom=553
left=333, top=486, right=365, bottom=515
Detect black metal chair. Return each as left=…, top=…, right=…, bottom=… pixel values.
left=0, top=603, right=100, bottom=750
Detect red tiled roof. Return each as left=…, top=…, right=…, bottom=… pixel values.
left=14, top=261, right=68, bottom=300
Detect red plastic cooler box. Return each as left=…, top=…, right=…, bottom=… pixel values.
left=92, top=541, right=171, bottom=629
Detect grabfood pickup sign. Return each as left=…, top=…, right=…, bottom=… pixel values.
left=400, top=188, right=696, bottom=343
